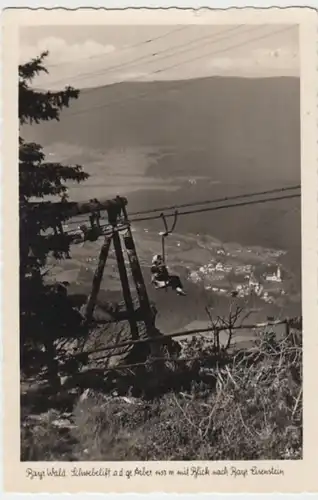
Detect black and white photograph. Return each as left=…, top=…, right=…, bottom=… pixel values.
left=18, top=19, right=303, bottom=464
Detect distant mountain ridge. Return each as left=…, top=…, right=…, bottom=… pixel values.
left=22, top=76, right=301, bottom=278
left=23, top=75, right=300, bottom=187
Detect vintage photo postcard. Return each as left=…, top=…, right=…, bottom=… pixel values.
left=2, top=6, right=318, bottom=494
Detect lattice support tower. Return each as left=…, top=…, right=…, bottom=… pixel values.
left=81, top=196, right=157, bottom=347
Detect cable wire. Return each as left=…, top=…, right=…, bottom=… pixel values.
left=65, top=184, right=300, bottom=230
left=129, top=184, right=301, bottom=217
left=61, top=25, right=294, bottom=119
left=63, top=190, right=300, bottom=237
left=129, top=193, right=300, bottom=224
left=46, top=25, right=191, bottom=70
left=60, top=185, right=298, bottom=232
left=47, top=25, right=244, bottom=88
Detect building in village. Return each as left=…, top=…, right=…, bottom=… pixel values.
left=264, top=266, right=282, bottom=283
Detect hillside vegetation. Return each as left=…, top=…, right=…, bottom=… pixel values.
left=21, top=324, right=302, bottom=461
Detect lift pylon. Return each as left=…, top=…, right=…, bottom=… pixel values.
left=82, top=196, right=157, bottom=348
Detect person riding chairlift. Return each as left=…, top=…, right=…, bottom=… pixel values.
left=151, top=254, right=186, bottom=296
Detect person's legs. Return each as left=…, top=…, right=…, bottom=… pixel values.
left=168, top=275, right=182, bottom=289
left=168, top=275, right=186, bottom=295
left=152, top=278, right=167, bottom=289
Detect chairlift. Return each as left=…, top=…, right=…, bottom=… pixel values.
left=159, top=210, right=178, bottom=266
left=152, top=210, right=178, bottom=291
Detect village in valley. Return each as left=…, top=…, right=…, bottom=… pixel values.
left=190, top=257, right=285, bottom=303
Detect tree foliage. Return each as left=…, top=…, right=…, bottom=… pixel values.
left=19, top=52, right=89, bottom=385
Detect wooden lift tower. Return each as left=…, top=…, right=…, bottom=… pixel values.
left=65, top=196, right=157, bottom=344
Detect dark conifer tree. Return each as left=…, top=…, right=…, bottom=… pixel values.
left=19, top=52, right=89, bottom=388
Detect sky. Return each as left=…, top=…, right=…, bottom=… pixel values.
left=19, top=24, right=299, bottom=90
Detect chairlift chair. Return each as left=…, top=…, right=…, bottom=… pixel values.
left=152, top=210, right=178, bottom=291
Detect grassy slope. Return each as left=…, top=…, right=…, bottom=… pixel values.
left=21, top=328, right=302, bottom=461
